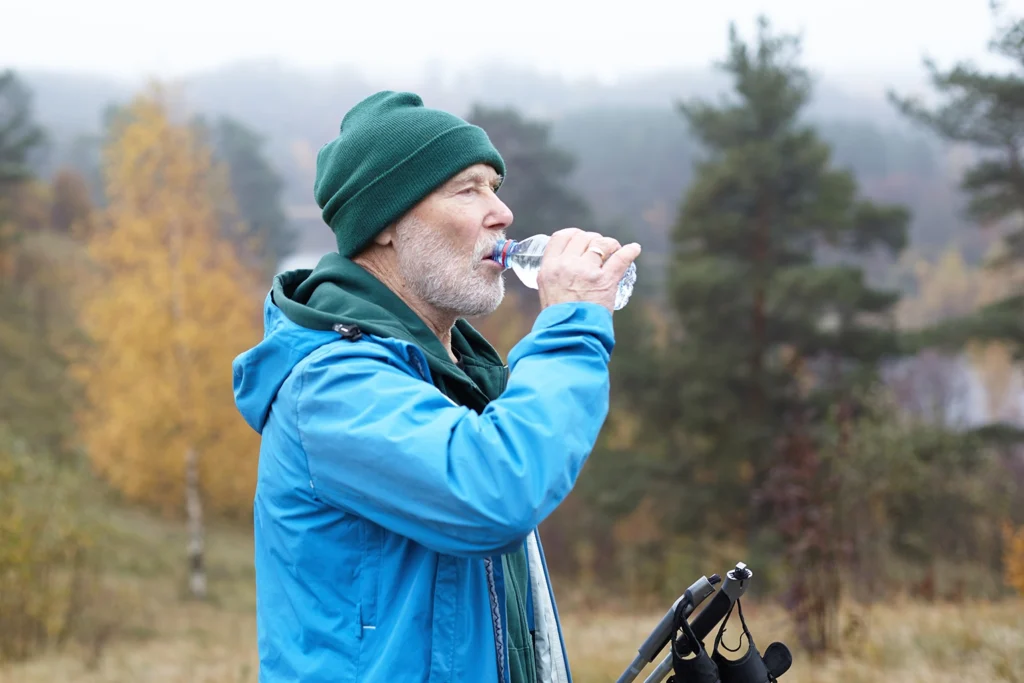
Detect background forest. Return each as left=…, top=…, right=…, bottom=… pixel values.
left=2, top=5, right=1024, bottom=682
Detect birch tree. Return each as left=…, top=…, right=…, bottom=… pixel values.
left=76, top=86, right=263, bottom=598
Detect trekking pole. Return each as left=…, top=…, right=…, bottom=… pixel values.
left=645, top=563, right=753, bottom=683
left=614, top=573, right=720, bottom=683
left=615, top=563, right=754, bottom=683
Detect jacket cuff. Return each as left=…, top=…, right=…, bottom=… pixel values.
left=531, top=302, right=615, bottom=354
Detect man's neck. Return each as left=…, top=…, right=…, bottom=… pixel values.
left=354, top=251, right=458, bottom=363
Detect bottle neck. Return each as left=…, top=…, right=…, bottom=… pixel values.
left=491, top=239, right=517, bottom=269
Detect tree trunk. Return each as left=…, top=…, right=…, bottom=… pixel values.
left=185, top=446, right=207, bottom=600
left=168, top=189, right=204, bottom=599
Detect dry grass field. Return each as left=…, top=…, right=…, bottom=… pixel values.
left=2, top=509, right=1022, bottom=683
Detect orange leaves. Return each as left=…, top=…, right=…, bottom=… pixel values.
left=1004, top=521, right=1024, bottom=597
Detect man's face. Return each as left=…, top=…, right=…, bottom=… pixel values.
left=393, top=163, right=513, bottom=318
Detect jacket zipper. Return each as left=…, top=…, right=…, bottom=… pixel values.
left=484, top=557, right=506, bottom=683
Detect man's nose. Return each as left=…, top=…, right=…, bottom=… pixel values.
left=488, top=197, right=513, bottom=230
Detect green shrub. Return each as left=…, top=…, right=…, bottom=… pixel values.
left=0, top=430, right=105, bottom=662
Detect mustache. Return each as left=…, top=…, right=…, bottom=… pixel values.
left=476, top=234, right=506, bottom=260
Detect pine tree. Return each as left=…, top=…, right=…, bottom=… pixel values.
left=0, top=70, right=85, bottom=461
left=889, top=9, right=1024, bottom=443
left=662, top=17, right=909, bottom=652
left=75, top=86, right=263, bottom=597
left=0, top=70, right=46, bottom=191
left=889, top=10, right=1024, bottom=351
left=0, top=69, right=46, bottom=269
left=195, top=116, right=297, bottom=273
left=466, top=105, right=592, bottom=240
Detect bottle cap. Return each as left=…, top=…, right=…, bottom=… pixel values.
left=490, top=239, right=516, bottom=268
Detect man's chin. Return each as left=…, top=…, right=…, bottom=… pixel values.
left=460, top=280, right=505, bottom=318
left=477, top=290, right=506, bottom=317
left=483, top=291, right=505, bottom=315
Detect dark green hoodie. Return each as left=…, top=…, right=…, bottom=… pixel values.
left=273, top=252, right=536, bottom=683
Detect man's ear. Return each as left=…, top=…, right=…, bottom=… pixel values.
left=373, top=224, right=397, bottom=247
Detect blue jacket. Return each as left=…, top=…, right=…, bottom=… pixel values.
left=232, top=263, right=615, bottom=683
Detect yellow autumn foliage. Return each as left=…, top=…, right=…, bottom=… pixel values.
left=898, top=246, right=1024, bottom=421
left=896, top=247, right=1009, bottom=329
left=1004, top=522, right=1024, bottom=597
left=75, top=86, right=263, bottom=520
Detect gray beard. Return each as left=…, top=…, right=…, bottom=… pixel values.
left=394, top=218, right=506, bottom=318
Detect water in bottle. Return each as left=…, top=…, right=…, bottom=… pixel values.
left=490, top=234, right=637, bottom=310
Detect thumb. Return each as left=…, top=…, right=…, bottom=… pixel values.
left=604, top=243, right=641, bottom=279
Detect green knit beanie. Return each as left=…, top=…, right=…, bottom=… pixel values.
left=314, top=91, right=507, bottom=257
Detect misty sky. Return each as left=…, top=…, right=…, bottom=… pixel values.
left=5, top=0, right=1024, bottom=85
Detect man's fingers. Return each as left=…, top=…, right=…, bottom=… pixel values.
left=603, top=243, right=641, bottom=278
left=546, top=228, right=583, bottom=256
left=546, top=229, right=634, bottom=278
left=590, top=237, right=622, bottom=261
left=565, top=230, right=601, bottom=256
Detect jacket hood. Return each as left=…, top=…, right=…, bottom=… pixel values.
left=231, top=271, right=340, bottom=434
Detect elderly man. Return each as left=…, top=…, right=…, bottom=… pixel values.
left=232, top=91, right=640, bottom=683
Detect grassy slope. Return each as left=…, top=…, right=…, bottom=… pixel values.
left=1, top=505, right=1022, bottom=683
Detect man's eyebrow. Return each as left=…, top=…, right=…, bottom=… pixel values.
left=450, top=171, right=502, bottom=188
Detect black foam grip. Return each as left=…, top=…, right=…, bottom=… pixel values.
left=690, top=589, right=734, bottom=641
left=674, top=590, right=734, bottom=657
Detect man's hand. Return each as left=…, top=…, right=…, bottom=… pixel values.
left=537, top=228, right=642, bottom=313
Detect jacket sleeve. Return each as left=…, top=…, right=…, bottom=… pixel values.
left=295, top=302, right=615, bottom=558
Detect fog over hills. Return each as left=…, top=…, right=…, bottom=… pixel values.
left=16, top=61, right=965, bottom=268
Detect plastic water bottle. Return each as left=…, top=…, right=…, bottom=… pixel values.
left=490, top=234, right=638, bottom=310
